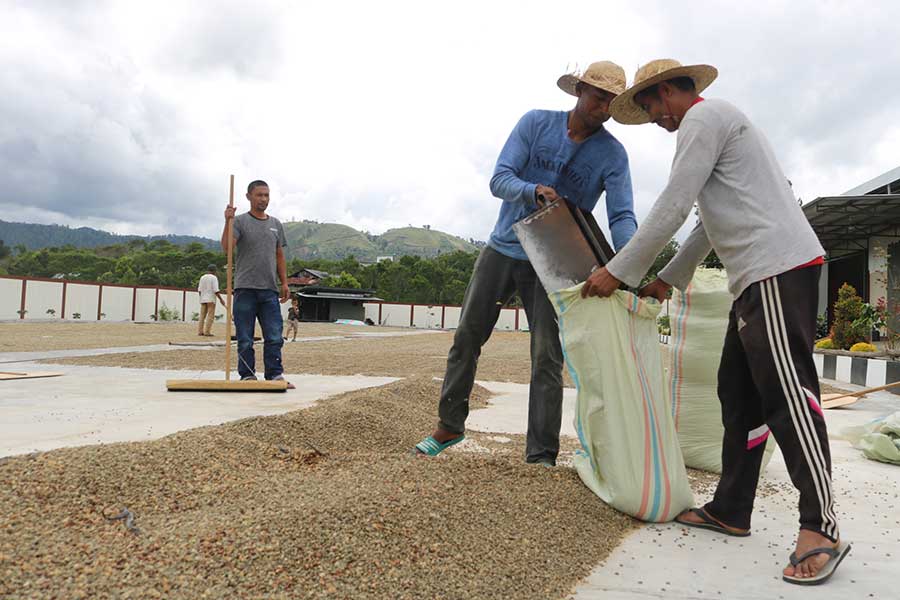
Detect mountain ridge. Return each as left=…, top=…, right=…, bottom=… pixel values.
left=0, top=219, right=483, bottom=261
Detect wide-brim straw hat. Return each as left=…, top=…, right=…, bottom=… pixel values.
left=557, top=61, right=627, bottom=97
left=609, top=59, right=718, bottom=124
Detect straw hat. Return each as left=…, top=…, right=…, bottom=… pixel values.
left=557, top=61, right=627, bottom=98
left=609, top=59, right=718, bottom=124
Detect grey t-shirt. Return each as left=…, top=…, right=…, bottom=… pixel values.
left=232, top=212, right=287, bottom=291
left=606, top=98, right=823, bottom=298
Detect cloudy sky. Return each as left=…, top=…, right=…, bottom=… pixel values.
left=2, top=0, right=899, bottom=244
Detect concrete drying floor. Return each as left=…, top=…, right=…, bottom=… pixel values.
left=568, top=379, right=897, bottom=600
left=1, top=334, right=896, bottom=598
left=1, top=362, right=397, bottom=457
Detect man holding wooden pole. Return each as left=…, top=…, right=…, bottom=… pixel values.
left=222, top=179, right=291, bottom=383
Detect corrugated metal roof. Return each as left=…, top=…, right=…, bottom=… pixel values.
left=842, top=165, right=900, bottom=196
left=298, top=292, right=384, bottom=302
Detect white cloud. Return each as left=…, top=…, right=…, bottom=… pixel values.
left=1, top=0, right=898, bottom=245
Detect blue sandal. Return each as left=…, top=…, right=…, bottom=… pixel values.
left=414, top=435, right=465, bottom=456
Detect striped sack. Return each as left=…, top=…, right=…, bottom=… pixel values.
left=551, top=286, right=693, bottom=522
left=669, top=268, right=777, bottom=473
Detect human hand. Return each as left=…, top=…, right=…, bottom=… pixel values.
left=535, top=185, right=561, bottom=208
left=224, top=206, right=236, bottom=220
left=638, top=278, right=672, bottom=303
left=280, top=284, right=291, bottom=303
left=581, top=266, right=621, bottom=299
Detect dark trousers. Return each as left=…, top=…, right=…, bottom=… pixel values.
left=706, top=266, right=839, bottom=541
left=438, top=246, right=564, bottom=463
left=233, top=288, right=285, bottom=380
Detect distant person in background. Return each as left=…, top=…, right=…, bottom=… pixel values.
left=412, top=61, right=637, bottom=465
left=222, top=180, right=292, bottom=386
left=197, top=264, right=225, bottom=336
left=284, top=296, right=300, bottom=342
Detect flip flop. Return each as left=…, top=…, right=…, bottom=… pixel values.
left=674, top=507, right=751, bottom=537
left=414, top=435, right=465, bottom=456
left=783, top=541, right=851, bottom=586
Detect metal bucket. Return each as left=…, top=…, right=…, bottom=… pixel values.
left=512, top=200, right=616, bottom=294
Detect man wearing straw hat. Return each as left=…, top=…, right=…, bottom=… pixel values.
left=581, top=59, right=849, bottom=585
left=413, top=61, right=638, bottom=466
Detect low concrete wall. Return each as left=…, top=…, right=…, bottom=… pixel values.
left=814, top=351, right=900, bottom=394
left=1, top=276, right=527, bottom=332
left=361, top=301, right=527, bottom=332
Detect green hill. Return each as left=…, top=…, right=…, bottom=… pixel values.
left=283, top=221, right=377, bottom=260
left=0, top=218, right=481, bottom=262
left=379, top=227, right=477, bottom=257
left=0, top=220, right=219, bottom=251
left=282, top=221, right=479, bottom=261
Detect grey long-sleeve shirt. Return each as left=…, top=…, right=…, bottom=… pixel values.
left=605, top=99, right=823, bottom=298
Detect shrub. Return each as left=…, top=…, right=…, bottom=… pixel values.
left=72, top=312, right=81, bottom=319
left=831, top=283, right=868, bottom=350
left=157, top=303, right=180, bottom=322
left=815, top=338, right=835, bottom=350
left=657, top=315, right=671, bottom=336
left=815, top=313, right=829, bottom=340
left=849, top=342, right=877, bottom=353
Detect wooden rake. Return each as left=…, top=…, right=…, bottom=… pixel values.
left=166, top=175, right=287, bottom=392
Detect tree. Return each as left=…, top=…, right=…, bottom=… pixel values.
left=831, top=283, right=868, bottom=350
left=641, top=239, right=680, bottom=287
left=323, top=271, right=362, bottom=289
left=0, top=239, right=10, bottom=260
left=702, top=249, right=724, bottom=269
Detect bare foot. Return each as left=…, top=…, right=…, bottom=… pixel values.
left=783, top=530, right=838, bottom=580
left=676, top=507, right=750, bottom=535
left=431, top=428, right=463, bottom=444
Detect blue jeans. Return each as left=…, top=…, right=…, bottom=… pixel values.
left=233, top=288, right=284, bottom=379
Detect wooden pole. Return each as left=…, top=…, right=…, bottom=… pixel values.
left=825, top=378, right=900, bottom=401
left=224, top=174, right=235, bottom=381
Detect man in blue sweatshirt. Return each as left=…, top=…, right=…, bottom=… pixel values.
left=414, top=61, right=638, bottom=465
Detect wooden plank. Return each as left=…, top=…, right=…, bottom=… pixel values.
left=225, top=174, right=234, bottom=382
left=0, top=371, right=65, bottom=381
left=165, top=379, right=287, bottom=392
left=821, top=393, right=861, bottom=409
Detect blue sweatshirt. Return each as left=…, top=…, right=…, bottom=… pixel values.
left=488, top=109, right=637, bottom=260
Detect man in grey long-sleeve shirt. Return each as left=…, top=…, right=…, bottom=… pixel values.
left=583, top=59, right=849, bottom=586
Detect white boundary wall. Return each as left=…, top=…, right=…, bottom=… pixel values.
left=24, top=280, right=63, bottom=319
left=0, top=278, right=22, bottom=319
left=102, top=286, right=134, bottom=321
left=1, top=276, right=528, bottom=331
left=65, top=284, right=100, bottom=319
left=362, top=301, right=528, bottom=332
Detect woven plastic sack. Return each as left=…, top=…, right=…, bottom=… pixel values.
left=668, top=268, right=776, bottom=473
left=841, top=412, right=900, bottom=465
left=550, top=285, right=693, bottom=522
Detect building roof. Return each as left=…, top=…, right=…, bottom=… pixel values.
left=298, top=291, right=384, bottom=302
left=297, top=285, right=381, bottom=302
left=842, top=165, right=900, bottom=196
left=804, top=166, right=900, bottom=258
